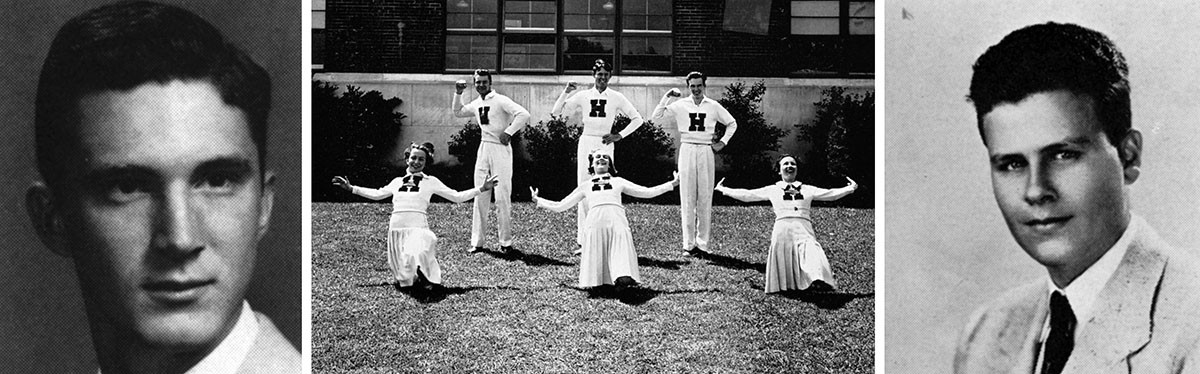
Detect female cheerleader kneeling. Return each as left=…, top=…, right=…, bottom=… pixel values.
left=333, top=143, right=498, bottom=288
left=715, top=155, right=856, bottom=293
left=530, top=151, right=678, bottom=289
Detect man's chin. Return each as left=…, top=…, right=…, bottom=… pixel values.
left=129, top=311, right=233, bottom=351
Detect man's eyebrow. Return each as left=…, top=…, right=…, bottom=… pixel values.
left=988, top=135, right=1095, bottom=163
left=192, top=157, right=255, bottom=177
left=81, top=164, right=159, bottom=184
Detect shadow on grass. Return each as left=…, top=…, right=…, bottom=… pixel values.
left=562, top=283, right=721, bottom=306
left=690, top=249, right=765, bottom=273
left=356, top=282, right=519, bottom=304
left=775, top=290, right=874, bottom=310
left=637, top=256, right=690, bottom=270
left=478, top=247, right=573, bottom=267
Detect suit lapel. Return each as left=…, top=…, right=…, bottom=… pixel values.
left=1001, top=290, right=1049, bottom=374
left=1063, top=227, right=1167, bottom=374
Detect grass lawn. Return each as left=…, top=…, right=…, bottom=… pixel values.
left=313, top=202, right=874, bottom=373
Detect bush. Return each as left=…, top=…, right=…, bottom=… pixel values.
left=612, top=115, right=677, bottom=203
left=796, top=87, right=874, bottom=208
left=521, top=115, right=581, bottom=199
left=312, top=81, right=406, bottom=202
left=715, top=81, right=788, bottom=192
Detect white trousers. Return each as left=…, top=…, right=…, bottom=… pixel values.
left=472, top=141, right=513, bottom=247
left=576, top=134, right=614, bottom=245
left=678, top=143, right=714, bottom=251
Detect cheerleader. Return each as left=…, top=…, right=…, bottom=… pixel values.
left=551, top=59, right=646, bottom=250
left=332, top=142, right=499, bottom=288
left=715, top=155, right=857, bottom=293
left=530, top=150, right=679, bottom=289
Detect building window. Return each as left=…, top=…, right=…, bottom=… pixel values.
left=445, top=0, right=671, bottom=74
left=786, top=0, right=873, bottom=76
left=312, top=0, right=326, bottom=70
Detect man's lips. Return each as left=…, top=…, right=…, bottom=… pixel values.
left=142, top=278, right=216, bottom=303
left=1024, top=216, right=1072, bottom=230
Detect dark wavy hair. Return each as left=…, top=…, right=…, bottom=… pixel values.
left=35, top=1, right=271, bottom=188
left=405, top=142, right=436, bottom=163
left=968, top=22, right=1129, bottom=146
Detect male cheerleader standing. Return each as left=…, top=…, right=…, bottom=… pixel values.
left=551, top=59, right=645, bottom=250
left=452, top=69, right=530, bottom=252
left=652, top=71, right=738, bottom=254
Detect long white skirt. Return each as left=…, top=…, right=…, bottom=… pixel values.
left=385, top=212, right=441, bottom=286
left=578, top=205, right=640, bottom=287
left=765, top=218, right=836, bottom=293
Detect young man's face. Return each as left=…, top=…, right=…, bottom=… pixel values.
left=593, top=69, right=611, bottom=91
left=982, top=90, right=1133, bottom=284
left=52, top=80, right=273, bottom=350
left=687, top=77, right=705, bottom=98
left=473, top=74, right=492, bottom=96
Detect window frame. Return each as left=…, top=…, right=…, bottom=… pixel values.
left=445, top=0, right=673, bottom=75
left=786, top=0, right=874, bottom=77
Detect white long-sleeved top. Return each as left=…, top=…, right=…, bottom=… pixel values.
left=350, top=173, right=481, bottom=214
left=716, top=180, right=854, bottom=220
left=453, top=90, right=530, bottom=144
left=535, top=174, right=675, bottom=212
left=551, top=87, right=645, bottom=138
left=651, top=94, right=737, bottom=145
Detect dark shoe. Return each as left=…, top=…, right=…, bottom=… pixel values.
left=614, top=276, right=638, bottom=287
left=469, top=246, right=485, bottom=253
left=809, top=280, right=834, bottom=292
left=501, top=245, right=514, bottom=253
left=685, top=247, right=706, bottom=256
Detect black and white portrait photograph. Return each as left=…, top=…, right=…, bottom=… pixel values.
left=886, top=0, right=1200, bottom=373
left=310, top=0, right=875, bottom=372
left=0, top=1, right=302, bottom=372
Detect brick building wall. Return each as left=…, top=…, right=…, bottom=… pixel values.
left=322, top=0, right=872, bottom=77
left=327, top=0, right=445, bottom=73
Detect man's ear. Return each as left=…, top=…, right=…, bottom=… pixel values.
left=26, top=183, right=71, bottom=257
left=1119, top=129, right=1143, bottom=183
left=257, top=171, right=276, bottom=241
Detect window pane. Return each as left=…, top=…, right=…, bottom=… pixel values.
left=621, top=36, right=670, bottom=71
left=565, top=15, right=589, bottom=30
left=312, top=30, right=325, bottom=64
left=449, top=0, right=497, bottom=13
left=623, top=15, right=647, bottom=30
left=850, top=2, right=874, bottom=17
left=849, top=18, right=873, bottom=35
left=447, top=14, right=472, bottom=28
left=791, top=17, right=839, bottom=35
left=448, top=35, right=498, bottom=70
left=646, top=15, right=670, bottom=30
left=563, top=36, right=613, bottom=71
left=474, top=14, right=497, bottom=28
left=532, top=0, right=556, bottom=13
left=624, top=0, right=646, bottom=14
left=647, top=0, right=670, bottom=15
left=448, top=0, right=497, bottom=29
left=791, top=1, right=839, bottom=17
left=503, top=35, right=555, bottom=70
left=313, top=0, right=326, bottom=11
left=313, top=11, right=325, bottom=29
left=531, top=14, right=556, bottom=28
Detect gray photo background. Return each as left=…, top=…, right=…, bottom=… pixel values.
left=0, top=0, right=301, bottom=372
left=886, top=0, right=1200, bottom=372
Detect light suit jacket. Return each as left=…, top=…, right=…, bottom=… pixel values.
left=953, top=225, right=1200, bottom=374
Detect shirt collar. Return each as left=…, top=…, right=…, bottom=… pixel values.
left=184, top=301, right=259, bottom=374
left=97, top=301, right=259, bottom=374
left=1044, top=214, right=1141, bottom=327
left=777, top=180, right=802, bottom=189
left=404, top=172, right=426, bottom=178
left=481, top=90, right=498, bottom=100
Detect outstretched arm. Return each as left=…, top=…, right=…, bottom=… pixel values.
left=714, top=178, right=770, bottom=203
left=428, top=175, right=498, bottom=203
left=809, top=177, right=858, bottom=201
left=335, top=176, right=396, bottom=201
left=531, top=185, right=586, bottom=213
left=620, top=172, right=679, bottom=199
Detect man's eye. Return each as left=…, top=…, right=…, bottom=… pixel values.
left=996, top=160, right=1027, bottom=171
left=1052, top=150, right=1081, bottom=161
left=195, top=173, right=241, bottom=192
left=104, top=180, right=152, bottom=202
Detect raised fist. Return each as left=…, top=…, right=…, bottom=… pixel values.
left=455, top=80, right=468, bottom=94
left=565, top=81, right=578, bottom=93
left=666, top=88, right=682, bottom=97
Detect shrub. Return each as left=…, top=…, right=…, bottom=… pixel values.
left=796, top=87, right=874, bottom=208
left=520, top=115, right=581, bottom=199
left=612, top=115, right=677, bottom=203
left=715, top=80, right=788, bottom=192
left=312, top=81, right=406, bottom=202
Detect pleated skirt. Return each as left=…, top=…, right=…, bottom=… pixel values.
left=764, top=218, right=836, bottom=293
left=578, top=205, right=640, bottom=287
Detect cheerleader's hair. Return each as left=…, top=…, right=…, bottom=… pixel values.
left=774, top=154, right=798, bottom=174
left=406, top=142, right=436, bottom=163
left=592, top=59, right=613, bottom=74
left=586, top=151, right=616, bottom=175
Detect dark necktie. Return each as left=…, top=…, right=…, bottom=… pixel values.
left=1041, top=291, right=1075, bottom=374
